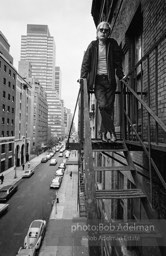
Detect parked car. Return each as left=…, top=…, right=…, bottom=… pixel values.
left=0, top=203, right=9, bottom=217
left=58, top=162, right=66, bottom=170
left=24, top=219, right=46, bottom=251
left=46, top=154, right=51, bottom=160
left=41, top=157, right=48, bottom=163
left=0, top=185, right=18, bottom=202
left=55, top=168, right=64, bottom=176
left=59, top=152, right=63, bottom=157
left=22, top=169, right=34, bottom=178
left=49, top=152, right=54, bottom=157
left=50, top=176, right=62, bottom=189
left=65, top=151, right=70, bottom=158
left=49, top=159, right=57, bottom=166
left=60, top=148, right=65, bottom=153
left=16, top=247, right=35, bottom=256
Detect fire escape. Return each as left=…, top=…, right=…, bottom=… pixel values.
left=66, top=29, right=166, bottom=255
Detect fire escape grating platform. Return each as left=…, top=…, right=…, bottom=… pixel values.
left=96, top=189, right=146, bottom=199
left=92, top=141, right=127, bottom=152
left=94, top=166, right=134, bottom=171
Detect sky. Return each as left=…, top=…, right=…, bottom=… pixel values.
left=1, top=0, right=96, bottom=128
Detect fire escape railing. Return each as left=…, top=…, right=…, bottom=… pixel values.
left=120, top=32, right=166, bottom=201
left=121, top=31, right=166, bottom=145
left=121, top=79, right=166, bottom=199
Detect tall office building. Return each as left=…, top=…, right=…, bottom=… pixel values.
left=20, top=24, right=55, bottom=91
left=55, top=66, right=62, bottom=98
left=20, top=25, right=64, bottom=137
left=46, top=90, right=64, bottom=138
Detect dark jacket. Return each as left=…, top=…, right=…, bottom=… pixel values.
left=80, top=38, right=124, bottom=91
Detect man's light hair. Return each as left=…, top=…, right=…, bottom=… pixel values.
left=96, top=21, right=111, bottom=33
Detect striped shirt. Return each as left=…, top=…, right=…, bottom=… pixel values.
left=97, top=44, right=107, bottom=75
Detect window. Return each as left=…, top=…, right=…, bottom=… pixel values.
left=7, top=106, right=10, bottom=112
left=4, top=65, right=7, bottom=72
left=7, top=118, right=9, bottom=125
left=12, top=108, right=14, bottom=113
left=8, top=158, right=12, bottom=169
left=2, top=104, right=5, bottom=111
left=9, top=69, right=11, bottom=76
left=12, top=96, right=14, bottom=102
left=8, top=94, right=10, bottom=100
left=11, top=131, right=14, bottom=136
left=1, top=160, right=5, bottom=172
left=11, top=119, right=14, bottom=125
left=2, top=131, right=4, bottom=137
left=9, top=143, right=12, bottom=151
left=2, top=117, right=5, bottom=124
left=13, top=84, right=15, bottom=90
left=3, top=91, right=6, bottom=98
left=125, top=5, right=143, bottom=123
left=8, top=81, right=11, bottom=87
left=1, top=144, right=5, bottom=153
left=7, top=131, right=9, bottom=136
left=13, top=73, right=16, bottom=79
left=3, top=78, right=6, bottom=85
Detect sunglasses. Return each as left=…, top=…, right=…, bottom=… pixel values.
left=99, top=28, right=109, bottom=33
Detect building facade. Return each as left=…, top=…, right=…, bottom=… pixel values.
left=15, top=75, right=31, bottom=166
left=30, top=79, right=48, bottom=154
left=89, top=0, right=166, bottom=255
left=64, top=107, right=73, bottom=136
left=0, top=32, right=16, bottom=172
left=18, top=60, right=48, bottom=154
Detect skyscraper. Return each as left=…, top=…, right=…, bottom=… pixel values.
left=20, top=24, right=55, bottom=91
left=20, top=25, right=65, bottom=137
left=55, top=66, right=62, bottom=98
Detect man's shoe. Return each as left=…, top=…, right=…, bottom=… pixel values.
left=111, top=133, right=117, bottom=142
left=102, top=132, right=108, bottom=142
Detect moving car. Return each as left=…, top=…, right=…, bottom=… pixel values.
left=41, top=157, right=48, bottom=163
left=0, top=185, right=18, bottom=202
left=55, top=168, right=64, bottom=176
left=50, top=176, right=62, bottom=189
left=59, top=152, right=63, bottom=157
left=49, top=159, right=57, bottom=166
left=22, top=169, right=34, bottom=178
left=24, top=219, right=46, bottom=251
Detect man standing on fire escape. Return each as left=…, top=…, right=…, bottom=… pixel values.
left=80, top=21, right=124, bottom=142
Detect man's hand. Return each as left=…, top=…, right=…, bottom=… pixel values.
left=77, top=78, right=84, bottom=83
left=121, top=75, right=129, bottom=82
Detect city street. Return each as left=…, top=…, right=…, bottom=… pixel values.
left=0, top=154, right=64, bottom=256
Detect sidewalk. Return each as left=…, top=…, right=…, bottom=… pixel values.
left=39, top=151, right=89, bottom=256
left=0, top=151, right=48, bottom=189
